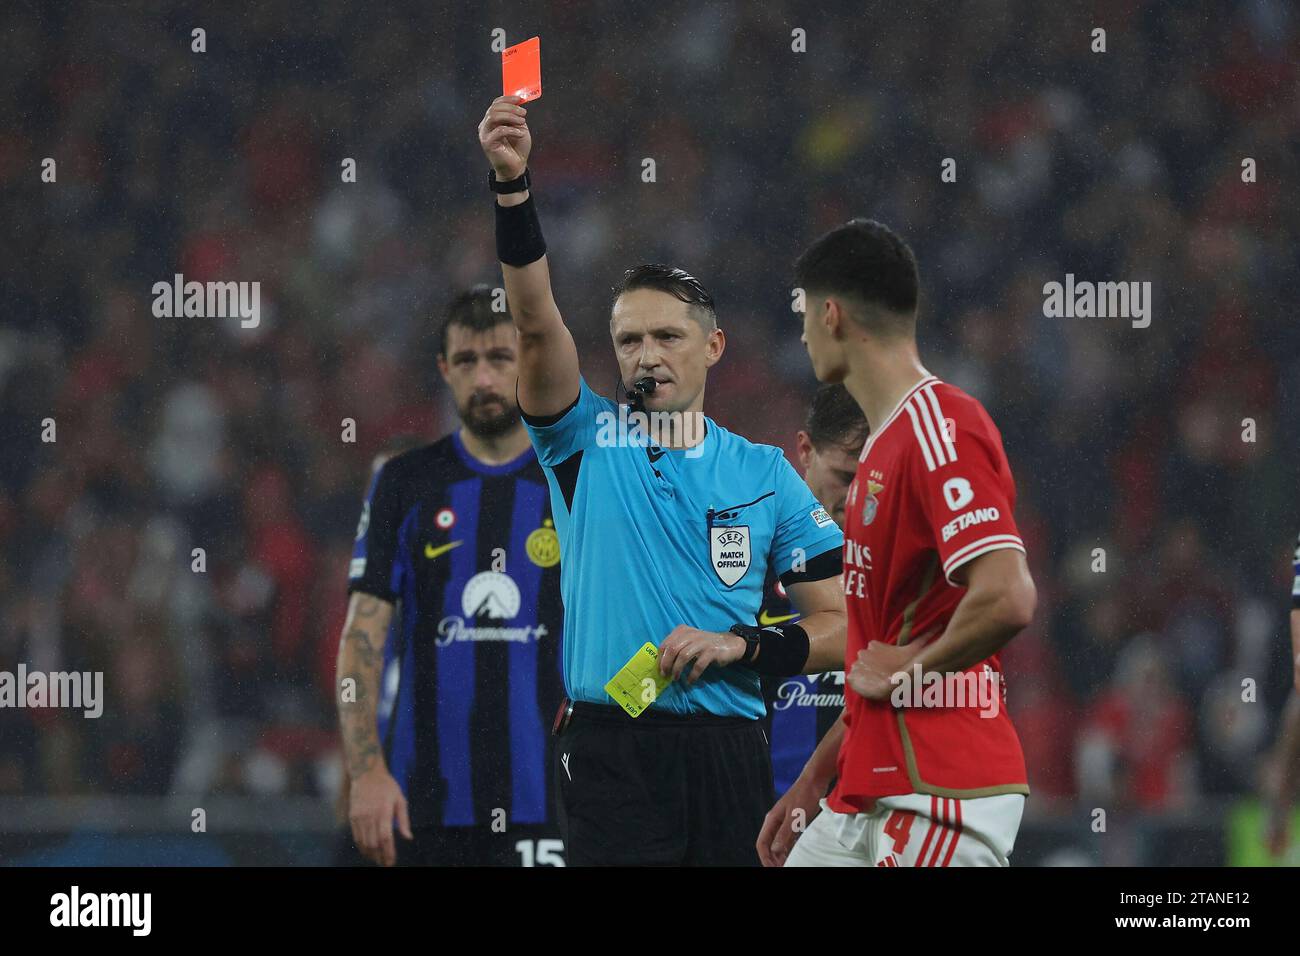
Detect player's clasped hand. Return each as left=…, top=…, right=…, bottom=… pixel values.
left=477, top=95, right=531, bottom=181
left=848, top=639, right=929, bottom=702
left=657, top=624, right=746, bottom=684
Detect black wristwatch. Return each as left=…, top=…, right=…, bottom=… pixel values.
left=489, top=168, right=531, bottom=194
left=729, top=623, right=762, bottom=665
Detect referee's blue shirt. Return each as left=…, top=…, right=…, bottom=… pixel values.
left=523, top=377, right=843, bottom=719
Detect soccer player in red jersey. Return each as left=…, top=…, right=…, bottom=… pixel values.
left=758, top=219, right=1038, bottom=866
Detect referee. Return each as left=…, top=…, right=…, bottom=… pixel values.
left=478, top=96, right=846, bottom=865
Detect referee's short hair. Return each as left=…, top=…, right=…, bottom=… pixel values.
left=794, top=219, right=918, bottom=338
left=438, top=284, right=513, bottom=356
left=805, top=384, right=869, bottom=453
left=611, top=264, right=717, bottom=331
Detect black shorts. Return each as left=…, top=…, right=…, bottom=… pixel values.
left=334, top=823, right=565, bottom=867
left=553, top=701, right=775, bottom=866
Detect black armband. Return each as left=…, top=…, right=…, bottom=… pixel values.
left=730, top=621, right=811, bottom=677
left=779, top=547, right=842, bottom=587
left=495, top=190, right=547, bottom=266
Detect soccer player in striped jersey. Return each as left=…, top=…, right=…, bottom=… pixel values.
left=336, top=286, right=565, bottom=866
left=762, top=385, right=868, bottom=795
left=1262, top=533, right=1300, bottom=857
left=760, top=219, right=1037, bottom=867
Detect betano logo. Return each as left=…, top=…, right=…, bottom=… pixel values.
left=941, top=505, right=1000, bottom=542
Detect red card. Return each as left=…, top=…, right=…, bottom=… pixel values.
left=502, top=36, right=541, bottom=103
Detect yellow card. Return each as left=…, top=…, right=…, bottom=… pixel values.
left=604, top=642, right=673, bottom=717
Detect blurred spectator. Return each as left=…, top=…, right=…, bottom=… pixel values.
left=1077, top=635, right=1196, bottom=811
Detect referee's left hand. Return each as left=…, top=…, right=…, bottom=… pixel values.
left=658, top=625, right=745, bottom=684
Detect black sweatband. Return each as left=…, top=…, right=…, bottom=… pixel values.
left=730, top=621, right=811, bottom=677
left=495, top=193, right=547, bottom=266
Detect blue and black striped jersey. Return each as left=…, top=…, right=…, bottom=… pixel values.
left=1292, top=533, right=1300, bottom=608
left=348, top=432, right=564, bottom=829
left=759, top=571, right=845, bottom=796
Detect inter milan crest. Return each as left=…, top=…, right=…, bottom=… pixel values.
left=710, top=525, right=751, bottom=587
left=526, top=518, right=561, bottom=568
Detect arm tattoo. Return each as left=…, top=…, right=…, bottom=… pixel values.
left=339, top=617, right=387, bottom=778
left=347, top=626, right=380, bottom=671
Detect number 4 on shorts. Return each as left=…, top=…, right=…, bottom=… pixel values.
left=883, top=810, right=916, bottom=855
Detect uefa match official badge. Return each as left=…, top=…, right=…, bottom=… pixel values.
left=710, top=525, right=751, bottom=587
left=862, top=480, right=884, bottom=526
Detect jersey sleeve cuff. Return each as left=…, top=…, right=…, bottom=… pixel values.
left=347, top=581, right=398, bottom=605
left=942, top=535, right=1025, bottom=586
left=518, top=382, right=581, bottom=427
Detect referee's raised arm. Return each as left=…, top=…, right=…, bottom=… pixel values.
left=478, top=95, right=580, bottom=417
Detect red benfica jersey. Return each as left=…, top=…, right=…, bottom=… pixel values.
left=828, top=374, right=1030, bottom=811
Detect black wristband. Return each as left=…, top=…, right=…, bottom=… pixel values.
left=730, top=622, right=811, bottom=677
left=495, top=193, right=547, bottom=266
left=489, top=167, right=531, bottom=194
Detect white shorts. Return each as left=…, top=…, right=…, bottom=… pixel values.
left=784, top=792, right=1025, bottom=867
